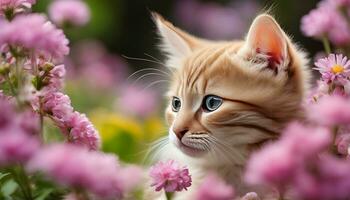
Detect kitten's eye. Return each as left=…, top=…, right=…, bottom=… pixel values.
left=172, top=97, right=181, bottom=112
left=202, top=95, right=223, bottom=112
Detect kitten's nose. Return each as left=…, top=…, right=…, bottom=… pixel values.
left=173, top=128, right=188, bottom=140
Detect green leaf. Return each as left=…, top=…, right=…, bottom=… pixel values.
left=34, top=189, right=53, bottom=200
left=0, top=173, right=10, bottom=180
left=0, top=82, right=12, bottom=96
left=1, top=180, right=18, bottom=196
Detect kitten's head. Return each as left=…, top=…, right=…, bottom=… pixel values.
left=153, top=13, right=310, bottom=164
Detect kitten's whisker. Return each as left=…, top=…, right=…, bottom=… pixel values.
left=127, top=68, right=170, bottom=81
left=142, top=80, right=170, bottom=91
left=208, top=135, right=239, bottom=164
left=122, top=55, right=167, bottom=67
left=143, top=53, right=170, bottom=68
left=143, top=136, right=169, bottom=164
left=132, top=72, right=168, bottom=85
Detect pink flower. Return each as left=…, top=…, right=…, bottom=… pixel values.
left=69, top=41, right=128, bottom=89
left=17, top=110, right=40, bottom=135
left=118, top=85, right=158, bottom=117
left=242, top=192, right=260, bottom=200
left=47, top=64, right=66, bottom=90
left=315, top=54, right=350, bottom=85
left=335, top=128, right=350, bottom=155
left=0, top=97, right=40, bottom=166
left=195, top=173, right=235, bottom=200
left=308, top=95, right=350, bottom=126
left=245, top=123, right=330, bottom=189
left=65, top=111, right=100, bottom=150
left=301, top=5, right=350, bottom=45
left=175, top=0, right=259, bottom=39
left=323, top=0, right=350, bottom=7
left=293, top=156, right=350, bottom=200
left=0, top=0, right=36, bottom=17
left=149, top=160, right=192, bottom=192
left=42, top=91, right=73, bottom=125
left=38, top=90, right=100, bottom=150
left=283, top=123, right=331, bottom=158
left=328, top=17, right=350, bottom=46
left=27, top=144, right=141, bottom=198
left=301, top=6, right=335, bottom=38
left=0, top=131, right=39, bottom=166
left=245, top=142, right=297, bottom=188
left=49, top=0, right=90, bottom=27
left=0, top=96, right=15, bottom=129
left=0, top=14, right=69, bottom=60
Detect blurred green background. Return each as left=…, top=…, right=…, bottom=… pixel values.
left=34, top=0, right=321, bottom=164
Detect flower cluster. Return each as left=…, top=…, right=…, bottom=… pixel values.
left=301, top=0, right=350, bottom=46
left=310, top=54, right=350, bottom=100
left=0, top=14, right=69, bottom=60
left=27, top=144, right=142, bottom=198
left=0, top=0, right=36, bottom=18
left=245, top=54, right=350, bottom=199
left=49, top=0, right=90, bottom=27
left=0, top=97, right=40, bottom=166
left=149, top=160, right=192, bottom=192
left=195, top=173, right=235, bottom=200
left=0, top=1, right=143, bottom=200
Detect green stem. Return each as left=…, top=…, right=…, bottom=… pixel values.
left=18, top=166, right=33, bottom=200
left=165, top=192, right=173, bottom=200
left=8, top=167, right=33, bottom=200
left=5, top=74, right=16, bottom=96
left=322, top=36, right=332, bottom=54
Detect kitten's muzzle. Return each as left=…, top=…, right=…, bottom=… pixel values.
left=173, top=127, right=188, bottom=140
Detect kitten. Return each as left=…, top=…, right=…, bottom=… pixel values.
left=148, top=12, right=311, bottom=199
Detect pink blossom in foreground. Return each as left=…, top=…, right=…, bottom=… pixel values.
left=0, top=14, right=69, bottom=60
left=195, top=173, right=235, bottom=200
left=65, top=111, right=100, bottom=150
left=245, top=123, right=330, bottom=189
left=308, top=95, right=350, bottom=126
left=293, top=156, right=350, bottom=200
left=0, top=97, right=40, bottom=166
left=17, top=110, right=40, bottom=135
left=118, top=85, right=158, bottom=117
left=0, top=0, right=36, bottom=17
left=27, top=144, right=141, bottom=198
left=149, top=160, right=192, bottom=192
left=49, top=0, right=90, bottom=27
left=314, top=54, right=350, bottom=85
left=0, top=96, right=14, bottom=129
left=335, top=127, right=350, bottom=155
left=0, top=131, right=39, bottom=166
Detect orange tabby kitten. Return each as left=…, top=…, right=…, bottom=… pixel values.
left=148, top=12, right=311, bottom=199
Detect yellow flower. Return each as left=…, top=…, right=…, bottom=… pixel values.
left=90, top=110, right=143, bottom=141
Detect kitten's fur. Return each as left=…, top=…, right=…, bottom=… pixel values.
left=148, top=12, right=311, bottom=199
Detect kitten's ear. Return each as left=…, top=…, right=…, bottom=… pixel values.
left=152, top=12, right=198, bottom=58
left=242, top=14, right=289, bottom=70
